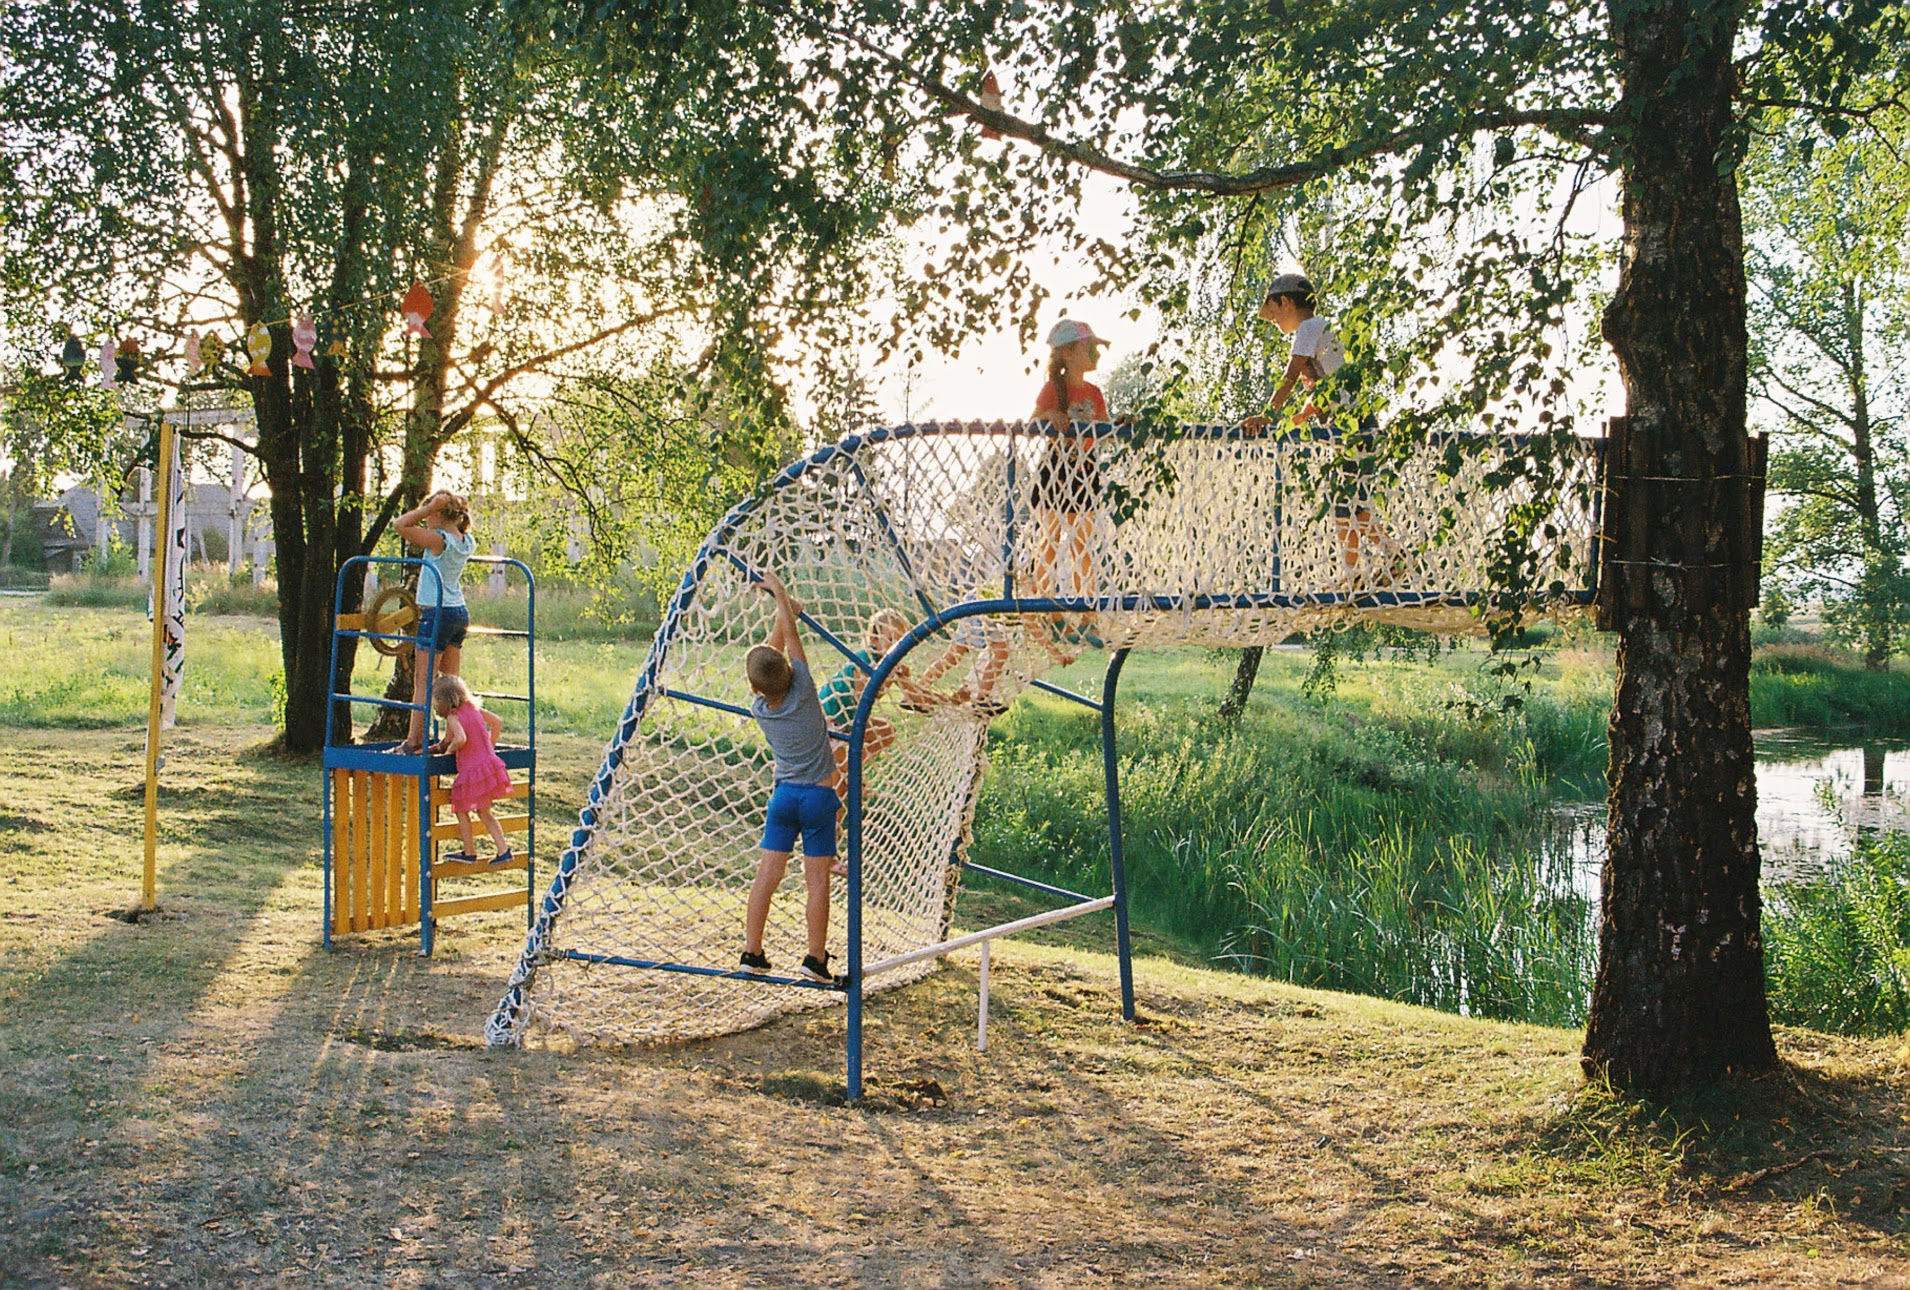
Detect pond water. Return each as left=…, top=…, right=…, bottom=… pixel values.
left=1553, top=731, right=1910, bottom=894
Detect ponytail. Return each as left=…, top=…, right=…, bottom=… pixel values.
left=1046, top=349, right=1074, bottom=428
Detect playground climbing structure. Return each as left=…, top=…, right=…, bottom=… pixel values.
left=486, top=421, right=1605, bottom=1096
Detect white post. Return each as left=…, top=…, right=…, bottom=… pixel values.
left=136, top=466, right=152, bottom=582
left=93, top=490, right=108, bottom=568
left=977, top=940, right=990, bottom=1052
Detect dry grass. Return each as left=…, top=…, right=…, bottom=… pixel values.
left=1, top=725, right=1907, bottom=1288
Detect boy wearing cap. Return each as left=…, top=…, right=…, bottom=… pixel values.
left=1244, top=273, right=1347, bottom=431
left=1244, top=275, right=1395, bottom=586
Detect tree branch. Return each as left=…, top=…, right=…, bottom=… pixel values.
left=756, top=0, right=1612, bottom=195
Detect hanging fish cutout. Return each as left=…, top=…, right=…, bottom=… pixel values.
left=201, top=331, right=225, bottom=371
left=325, top=338, right=348, bottom=358
left=185, top=330, right=203, bottom=376
left=99, top=336, right=118, bottom=390
left=291, top=314, right=317, bottom=370
left=402, top=281, right=434, bottom=337
left=60, top=334, right=85, bottom=383
left=979, top=72, right=1003, bottom=139
left=115, top=336, right=141, bottom=385
left=246, top=321, right=273, bottom=376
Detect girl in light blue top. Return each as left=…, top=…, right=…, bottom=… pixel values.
left=394, top=490, right=478, bottom=753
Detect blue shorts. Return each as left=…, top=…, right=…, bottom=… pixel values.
left=760, top=782, right=840, bottom=857
left=417, top=605, right=469, bottom=652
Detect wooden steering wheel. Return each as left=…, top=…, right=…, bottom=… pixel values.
left=364, top=585, right=419, bottom=657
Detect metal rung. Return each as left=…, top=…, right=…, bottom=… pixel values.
left=464, top=627, right=531, bottom=638
left=470, top=690, right=532, bottom=704
left=559, top=949, right=845, bottom=991
left=864, top=895, right=1115, bottom=977
left=331, top=694, right=428, bottom=712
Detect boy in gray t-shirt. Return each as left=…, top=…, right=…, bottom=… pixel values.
left=739, top=570, right=844, bottom=985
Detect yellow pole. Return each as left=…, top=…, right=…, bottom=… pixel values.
left=140, top=413, right=177, bottom=912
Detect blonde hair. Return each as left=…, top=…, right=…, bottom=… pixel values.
left=1046, top=346, right=1082, bottom=427
left=868, top=608, right=911, bottom=653
left=436, top=491, right=472, bottom=534
left=432, top=673, right=474, bottom=716
left=746, top=644, right=792, bottom=700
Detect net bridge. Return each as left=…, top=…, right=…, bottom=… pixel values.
left=486, top=419, right=1606, bottom=1098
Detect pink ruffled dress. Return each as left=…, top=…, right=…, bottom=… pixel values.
left=448, top=703, right=512, bottom=813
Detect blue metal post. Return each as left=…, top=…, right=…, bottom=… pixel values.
left=845, top=702, right=866, bottom=1100
left=416, top=561, right=444, bottom=957
left=1102, top=648, right=1135, bottom=1020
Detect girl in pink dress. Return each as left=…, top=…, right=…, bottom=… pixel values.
left=430, top=675, right=514, bottom=864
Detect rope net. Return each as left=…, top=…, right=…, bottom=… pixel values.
left=486, top=422, right=1602, bottom=1047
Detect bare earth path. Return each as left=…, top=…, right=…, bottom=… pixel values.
left=1, top=727, right=1906, bottom=1288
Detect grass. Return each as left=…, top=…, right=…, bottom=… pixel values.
left=12, top=598, right=1910, bottom=1037
left=1752, top=643, right=1910, bottom=727
left=0, top=726, right=1905, bottom=1287
left=44, top=568, right=662, bottom=641
left=971, top=647, right=1607, bottom=1025
left=1766, top=832, right=1910, bottom=1037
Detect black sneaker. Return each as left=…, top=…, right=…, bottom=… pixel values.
left=797, top=954, right=839, bottom=985
left=738, top=950, right=771, bottom=975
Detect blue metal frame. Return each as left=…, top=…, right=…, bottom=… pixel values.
left=321, top=553, right=537, bottom=956
left=490, top=420, right=1608, bottom=1093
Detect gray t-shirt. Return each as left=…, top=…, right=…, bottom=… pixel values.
left=750, top=657, right=837, bottom=786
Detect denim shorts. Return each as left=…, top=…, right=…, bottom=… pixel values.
left=417, top=605, right=469, bottom=652
left=760, top=781, right=840, bottom=857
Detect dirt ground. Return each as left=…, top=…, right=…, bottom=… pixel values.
left=2, top=726, right=1908, bottom=1288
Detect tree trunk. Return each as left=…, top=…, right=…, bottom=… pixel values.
left=1218, top=646, right=1263, bottom=723
left=1583, top=0, right=1778, bottom=1090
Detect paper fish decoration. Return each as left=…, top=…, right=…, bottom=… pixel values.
left=325, top=338, right=348, bottom=358
left=402, top=281, right=434, bottom=337
left=246, top=322, right=273, bottom=376
left=979, top=72, right=1003, bottom=139
left=99, top=336, right=117, bottom=389
left=185, top=331, right=203, bottom=376
left=201, top=332, right=225, bottom=370
left=291, top=314, right=317, bottom=370
left=115, top=336, right=141, bottom=385
left=60, top=335, right=85, bottom=383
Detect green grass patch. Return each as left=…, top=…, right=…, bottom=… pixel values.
left=1765, top=832, right=1910, bottom=1036
left=1751, top=644, right=1910, bottom=727
left=972, top=647, right=1608, bottom=1026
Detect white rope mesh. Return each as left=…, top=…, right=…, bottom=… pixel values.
left=487, top=422, right=1602, bottom=1047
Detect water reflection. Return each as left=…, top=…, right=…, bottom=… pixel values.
left=1551, top=731, right=1910, bottom=892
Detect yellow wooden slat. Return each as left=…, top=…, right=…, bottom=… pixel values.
left=335, top=607, right=418, bottom=632
left=351, top=771, right=371, bottom=932
left=431, top=853, right=530, bottom=878
left=330, top=770, right=350, bottom=938
left=431, top=779, right=530, bottom=810
left=398, top=775, right=418, bottom=925
left=430, top=889, right=532, bottom=920
left=430, top=813, right=530, bottom=844
left=367, top=771, right=388, bottom=930
left=386, top=773, right=406, bottom=926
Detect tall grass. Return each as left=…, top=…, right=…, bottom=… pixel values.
left=1764, top=832, right=1910, bottom=1036
left=1751, top=645, right=1910, bottom=727
left=972, top=687, right=1603, bottom=1025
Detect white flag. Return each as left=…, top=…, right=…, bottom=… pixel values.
left=156, top=441, right=188, bottom=729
